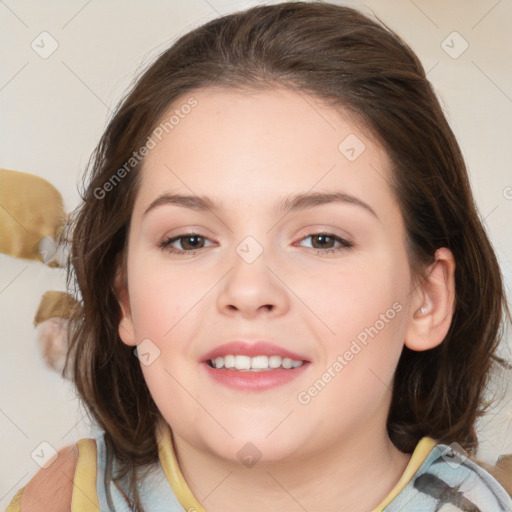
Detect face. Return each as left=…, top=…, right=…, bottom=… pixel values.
left=118, top=87, right=417, bottom=464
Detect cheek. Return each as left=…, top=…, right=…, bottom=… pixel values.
left=127, top=256, right=210, bottom=341
left=140, top=361, right=205, bottom=436
left=298, top=255, right=410, bottom=344
left=296, top=291, right=407, bottom=437
left=295, top=252, right=410, bottom=410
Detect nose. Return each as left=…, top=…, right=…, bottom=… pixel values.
left=216, top=242, right=290, bottom=319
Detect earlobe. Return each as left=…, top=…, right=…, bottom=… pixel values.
left=115, top=270, right=137, bottom=347
left=404, top=247, right=456, bottom=352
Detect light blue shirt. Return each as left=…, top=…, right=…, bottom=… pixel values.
left=92, top=431, right=512, bottom=511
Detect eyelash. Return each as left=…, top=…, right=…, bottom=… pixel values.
left=158, top=232, right=354, bottom=256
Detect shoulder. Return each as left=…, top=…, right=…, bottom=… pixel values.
left=20, top=443, right=79, bottom=512
left=384, top=440, right=512, bottom=511
left=411, top=443, right=512, bottom=511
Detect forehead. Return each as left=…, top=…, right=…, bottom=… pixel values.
left=134, top=86, right=396, bottom=218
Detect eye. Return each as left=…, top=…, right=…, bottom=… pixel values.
left=159, top=233, right=216, bottom=255
left=296, top=232, right=353, bottom=255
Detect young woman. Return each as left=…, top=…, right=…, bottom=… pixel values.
left=8, top=2, right=511, bottom=511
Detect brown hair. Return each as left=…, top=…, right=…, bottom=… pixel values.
left=66, top=1, right=510, bottom=509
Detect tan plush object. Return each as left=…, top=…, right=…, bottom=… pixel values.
left=0, top=168, right=66, bottom=266
left=33, top=290, right=79, bottom=325
left=34, top=291, right=79, bottom=375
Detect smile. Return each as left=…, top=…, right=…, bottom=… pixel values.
left=201, top=340, right=310, bottom=390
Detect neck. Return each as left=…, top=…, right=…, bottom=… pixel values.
left=171, top=422, right=411, bottom=512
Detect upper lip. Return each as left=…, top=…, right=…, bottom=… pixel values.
left=201, top=341, right=309, bottom=363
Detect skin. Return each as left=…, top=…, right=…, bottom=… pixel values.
left=117, top=87, right=456, bottom=512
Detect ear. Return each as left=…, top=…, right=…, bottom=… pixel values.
left=115, top=269, right=137, bottom=347
left=404, top=247, right=456, bottom=351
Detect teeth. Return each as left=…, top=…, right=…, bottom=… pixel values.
left=269, top=355, right=281, bottom=368
left=234, top=355, right=251, bottom=370
left=251, top=355, right=268, bottom=369
left=209, top=354, right=304, bottom=371
left=282, top=358, right=292, bottom=369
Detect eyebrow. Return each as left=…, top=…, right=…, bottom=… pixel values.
left=144, top=191, right=378, bottom=219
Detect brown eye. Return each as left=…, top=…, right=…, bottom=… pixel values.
left=297, top=232, right=353, bottom=254
left=159, top=234, right=214, bottom=255
left=179, top=235, right=205, bottom=250
left=310, top=234, right=336, bottom=249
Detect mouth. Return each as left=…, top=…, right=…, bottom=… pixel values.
left=201, top=341, right=310, bottom=391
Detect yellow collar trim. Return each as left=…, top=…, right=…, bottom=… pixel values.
left=372, top=437, right=437, bottom=512
left=72, top=438, right=100, bottom=512
left=156, top=421, right=436, bottom=512
left=156, top=420, right=207, bottom=512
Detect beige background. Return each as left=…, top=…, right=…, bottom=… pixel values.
left=1, top=0, right=511, bottom=507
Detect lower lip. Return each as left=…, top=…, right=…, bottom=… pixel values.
left=202, top=362, right=310, bottom=391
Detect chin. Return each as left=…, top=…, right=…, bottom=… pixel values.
left=220, top=437, right=305, bottom=467
left=197, top=420, right=311, bottom=466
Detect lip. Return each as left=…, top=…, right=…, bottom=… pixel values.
left=201, top=341, right=309, bottom=363
left=200, top=341, right=310, bottom=392
left=202, top=363, right=310, bottom=391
